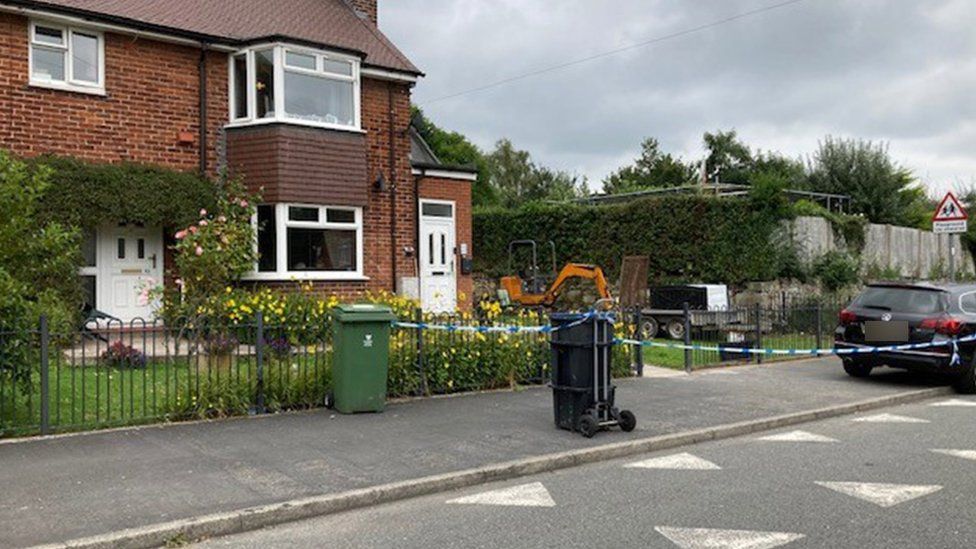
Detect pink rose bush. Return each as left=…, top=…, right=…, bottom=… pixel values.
left=166, top=177, right=259, bottom=320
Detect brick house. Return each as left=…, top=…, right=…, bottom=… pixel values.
left=0, top=0, right=476, bottom=319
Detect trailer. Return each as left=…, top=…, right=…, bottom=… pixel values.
left=639, top=284, right=749, bottom=340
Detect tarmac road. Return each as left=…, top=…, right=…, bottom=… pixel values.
left=197, top=396, right=976, bottom=548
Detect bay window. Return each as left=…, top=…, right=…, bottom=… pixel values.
left=230, top=45, right=360, bottom=130
left=251, top=204, right=363, bottom=280
left=29, top=21, right=104, bottom=94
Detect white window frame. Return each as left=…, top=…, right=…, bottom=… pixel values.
left=28, top=20, right=105, bottom=95
left=227, top=43, right=362, bottom=132
left=245, top=203, right=366, bottom=281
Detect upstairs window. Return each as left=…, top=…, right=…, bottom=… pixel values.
left=230, top=45, right=360, bottom=130
left=29, top=22, right=104, bottom=94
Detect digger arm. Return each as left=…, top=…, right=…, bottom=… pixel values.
left=542, top=264, right=612, bottom=306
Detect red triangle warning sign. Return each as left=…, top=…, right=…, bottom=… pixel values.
left=933, top=192, right=968, bottom=222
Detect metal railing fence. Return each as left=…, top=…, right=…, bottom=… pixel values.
left=1, top=308, right=557, bottom=438
left=624, top=297, right=850, bottom=372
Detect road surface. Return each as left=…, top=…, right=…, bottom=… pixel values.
left=197, top=396, right=976, bottom=548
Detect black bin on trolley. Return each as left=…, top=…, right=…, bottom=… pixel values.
left=549, top=312, right=637, bottom=438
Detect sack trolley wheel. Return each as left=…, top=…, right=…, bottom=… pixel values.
left=618, top=410, right=637, bottom=432
left=578, top=414, right=599, bottom=438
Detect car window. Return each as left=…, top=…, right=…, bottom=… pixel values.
left=852, top=287, right=946, bottom=315
left=959, top=291, right=976, bottom=315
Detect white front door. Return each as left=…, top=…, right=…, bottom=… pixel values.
left=419, top=200, right=457, bottom=313
left=97, top=224, right=164, bottom=321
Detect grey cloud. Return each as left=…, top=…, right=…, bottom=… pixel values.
left=382, top=0, right=976, bottom=193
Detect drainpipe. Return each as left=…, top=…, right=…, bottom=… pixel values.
left=388, top=82, right=398, bottom=291
left=198, top=45, right=209, bottom=176
left=414, top=169, right=424, bottom=297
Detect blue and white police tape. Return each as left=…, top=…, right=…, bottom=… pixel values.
left=615, top=334, right=976, bottom=367
left=393, top=315, right=974, bottom=367
left=393, top=310, right=609, bottom=335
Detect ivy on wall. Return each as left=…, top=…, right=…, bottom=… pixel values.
left=473, top=196, right=787, bottom=285
left=31, top=155, right=217, bottom=229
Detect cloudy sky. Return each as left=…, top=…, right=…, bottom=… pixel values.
left=380, top=0, right=976, bottom=195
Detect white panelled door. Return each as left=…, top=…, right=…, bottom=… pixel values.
left=419, top=200, right=457, bottom=313
left=98, top=224, right=164, bottom=321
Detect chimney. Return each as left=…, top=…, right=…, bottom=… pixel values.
left=347, top=0, right=377, bottom=25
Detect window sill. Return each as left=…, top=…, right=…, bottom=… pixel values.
left=241, top=272, right=370, bottom=282
left=225, top=118, right=365, bottom=134
left=29, top=79, right=105, bottom=96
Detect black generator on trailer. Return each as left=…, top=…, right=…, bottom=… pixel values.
left=549, top=313, right=637, bottom=438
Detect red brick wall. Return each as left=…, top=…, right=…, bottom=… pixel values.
left=347, top=0, right=378, bottom=24
left=360, top=77, right=416, bottom=294
left=419, top=176, right=474, bottom=309
left=0, top=12, right=227, bottom=174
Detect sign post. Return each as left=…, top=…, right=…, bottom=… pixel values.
left=932, top=192, right=969, bottom=282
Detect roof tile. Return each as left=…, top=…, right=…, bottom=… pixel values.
left=24, top=0, right=420, bottom=74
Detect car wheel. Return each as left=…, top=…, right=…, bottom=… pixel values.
left=952, top=363, right=976, bottom=395
left=843, top=359, right=873, bottom=378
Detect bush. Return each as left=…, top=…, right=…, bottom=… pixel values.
left=0, top=151, right=80, bottom=388
left=168, top=177, right=259, bottom=320
left=33, top=154, right=217, bottom=230
left=101, top=341, right=147, bottom=369
left=812, top=251, right=860, bottom=291
left=474, top=195, right=784, bottom=285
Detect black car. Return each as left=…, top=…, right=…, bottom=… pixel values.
left=834, top=282, right=976, bottom=394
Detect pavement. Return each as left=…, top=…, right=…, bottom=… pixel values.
left=0, top=357, right=955, bottom=548
left=197, top=396, right=976, bottom=548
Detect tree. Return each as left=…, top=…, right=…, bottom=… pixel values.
left=602, top=138, right=695, bottom=194
left=805, top=137, right=927, bottom=226
left=703, top=130, right=753, bottom=184
left=411, top=107, right=495, bottom=206
left=486, top=139, right=586, bottom=207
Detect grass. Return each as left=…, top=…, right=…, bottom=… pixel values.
left=640, top=332, right=830, bottom=370
left=0, top=352, right=331, bottom=437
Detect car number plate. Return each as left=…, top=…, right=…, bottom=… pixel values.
left=863, top=320, right=909, bottom=343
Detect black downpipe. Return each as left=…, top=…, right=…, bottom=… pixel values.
left=414, top=171, right=423, bottom=294
left=388, top=83, right=398, bottom=291
left=198, top=45, right=208, bottom=176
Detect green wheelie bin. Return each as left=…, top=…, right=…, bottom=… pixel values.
left=331, top=304, right=397, bottom=414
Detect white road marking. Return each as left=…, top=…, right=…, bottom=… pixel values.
left=446, top=482, right=556, bottom=507
left=929, top=398, right=976, bottom=407
left=757, top=430, right=838, bottom=443
left=852, top=413, right=930, bottom=423
left=815, top=481, right=942, bottom=507
left=655, top=526, right=804, bottom=549
left=931, top=449, right=976, bottom=461
left=625, top=452, right=722, bottom=470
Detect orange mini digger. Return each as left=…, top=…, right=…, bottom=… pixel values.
left=499, top=240, right=612, bottom=308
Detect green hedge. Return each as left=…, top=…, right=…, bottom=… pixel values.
left=31, top=155, right=217, bottom=230
left=474, top=196, right=786, bottom=284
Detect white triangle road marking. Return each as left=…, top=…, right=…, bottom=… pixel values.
left=446, top=481, right=556, bottom=507
left=931, top=449, right=976, bottom=461
left=929, top=398, right=976, bottom=407
left=757, top=430, right=838, bottom=443
left=852, top=413, right=929, bottom=423
left=625, top=452, right=721, bottom=470
left=815, top=481, right=942, bottom=508
left=655, top=526, right=804, bottom=549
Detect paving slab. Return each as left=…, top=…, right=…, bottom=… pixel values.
left=0, top=357, right=948, bottom=547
